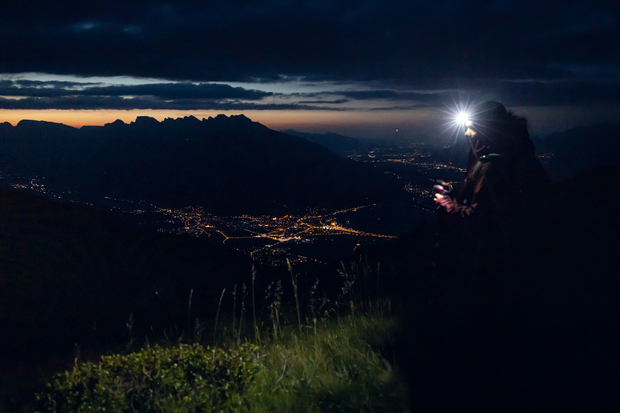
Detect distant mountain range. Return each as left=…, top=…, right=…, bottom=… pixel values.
left=281, top=130, right=361, bottom=157
left=0, top=115, right=407, bottom=214
left=435, top=123, right=620, bottom=182
left=533, top=123, right=620, bottom=181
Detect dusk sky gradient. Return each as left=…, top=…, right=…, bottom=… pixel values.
left=1, top=0, right=619, bottom=138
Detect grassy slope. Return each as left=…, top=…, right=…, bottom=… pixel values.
left=33, top=304, right=407, bottom=413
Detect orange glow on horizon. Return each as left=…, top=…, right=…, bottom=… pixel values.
left=5, top=106, right=613, bottom=138
left=0, top=108, right=434, bottom=132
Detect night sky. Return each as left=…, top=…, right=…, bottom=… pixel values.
left=1, top=0, right=619, bottom=138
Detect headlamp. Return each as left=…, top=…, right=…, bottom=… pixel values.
left=456, top=111, right=472, bottom=127
left=443, top=101, right=475, bottom=138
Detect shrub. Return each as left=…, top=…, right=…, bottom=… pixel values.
left=36, top=342, right=260, bottom=412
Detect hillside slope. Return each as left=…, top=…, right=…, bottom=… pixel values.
left=0, top=188, right=253, bottom=366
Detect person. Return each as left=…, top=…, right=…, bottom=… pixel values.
left=416, top=102, right=618, bottom=410
left=433, top=101, right=549, bottom=285
left=435, top=101, right=549, bottom=223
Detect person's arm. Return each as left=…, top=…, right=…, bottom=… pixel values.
left=435, top=192, right=475, bottom=217
left=435, top=162, right=501, bottom=218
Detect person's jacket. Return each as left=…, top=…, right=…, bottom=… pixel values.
left=438, top=138, right=549, bottom=224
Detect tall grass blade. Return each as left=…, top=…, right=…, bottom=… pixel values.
left=187, top=288, right=194, bottom=341
left=213, top=288, right=226, bottom=343
left=287, top=259, right=302, bottom=335
left=252, top=265, right=260, bottom=343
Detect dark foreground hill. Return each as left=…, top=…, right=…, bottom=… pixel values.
left=0, top=115, right=407, bottom=214
left=0, top=187, right=254, bottom=370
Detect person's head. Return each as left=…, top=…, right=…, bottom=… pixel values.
left=465, top=101, right=533, bottom=156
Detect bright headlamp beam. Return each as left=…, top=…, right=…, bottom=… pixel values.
left=456, top=111, right=470, bottom=127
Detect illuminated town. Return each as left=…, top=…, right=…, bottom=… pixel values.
left=1, top=172, right=403, bottom=267
left=349, top=143, right=467, bottom=173
left=150, top=204, right=398, bottom=266
left=0, top=141, right=498, bottom=267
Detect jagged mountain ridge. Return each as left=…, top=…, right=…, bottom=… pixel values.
left=0, top=115, right=406, bottom=214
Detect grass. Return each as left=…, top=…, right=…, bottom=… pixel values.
left=245, top=307, right=405, bottom=413
left=33, top=305, right=405, bottom=412
left=28, top=263, right=408, bottom=412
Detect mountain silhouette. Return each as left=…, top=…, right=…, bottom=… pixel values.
left=281, top=130, right=360, bottom=157
left=0, top=115, right=407, bottom=214
left=533, top=123, right=620, bottom=180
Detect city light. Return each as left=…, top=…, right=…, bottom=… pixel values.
left=3, top=138, right=458, bottom=268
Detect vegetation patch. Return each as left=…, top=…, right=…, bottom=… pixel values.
left=36, top=343, right=260, bottom=412
left=35, top=309, right=405, bottom=412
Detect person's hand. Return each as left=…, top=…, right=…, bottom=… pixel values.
left=434, top=193, right=454, bottom=211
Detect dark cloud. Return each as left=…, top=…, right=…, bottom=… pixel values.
left=0, top=96, right=339, bottom=111
left=3, top=77, right=617, bottom=110
left=297, top=99, right=350, bottom=104
left=0, top=80, right=271, bottom=100
left=293, top=90, right=451, bottom=105
left=7, top=80, right=100, bottom=88
left=80, top=83, right=272, bottom=100
left=507, top=81, right=620, bottom=106
left=335, top=91, right=449, bottom=103
left=368, top=105, right=432, bottom=111
left=1, top=0, right=618, bottom=84
left=453, top=79, right=620, bottom=107
left=1, top=0, right=618, bottom=116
